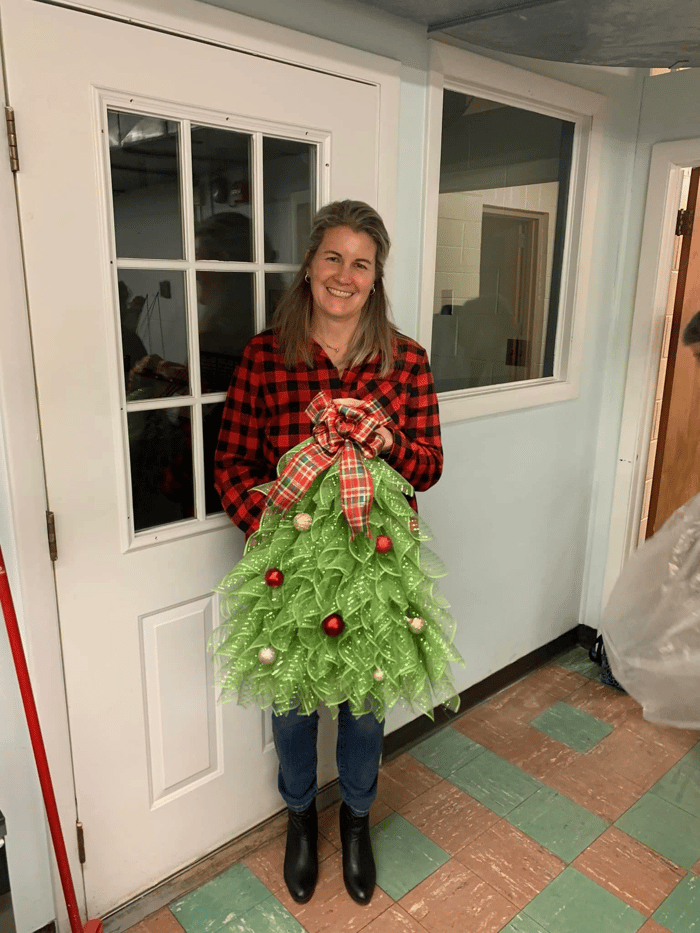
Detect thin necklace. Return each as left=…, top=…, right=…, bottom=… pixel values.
left=317, top=336, right=344, bottom=354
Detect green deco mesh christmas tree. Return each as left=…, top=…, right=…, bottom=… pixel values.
left=211, top=392, right=464, bottom=721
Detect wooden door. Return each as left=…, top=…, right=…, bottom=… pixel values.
left=648, top=167, right=700, bottom=534
left=0, top=0, right=384, bottom=915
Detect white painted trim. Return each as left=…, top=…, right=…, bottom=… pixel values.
left=418, top=63, right=443, bottom=353
left=603, top=138, right=700, bottom=605
left=0, top=54, right=83, bottom=932
left=422, top=40, right=605, bottom=424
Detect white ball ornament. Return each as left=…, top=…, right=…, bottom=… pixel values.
left=293, top=513, right=313, bottom=532
left=258, top=646, right=276, bottom=665
left=408, top=617, right=426, bottom=634
left=373, top=669, right=385, bottom=682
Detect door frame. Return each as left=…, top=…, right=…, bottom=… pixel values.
left=0, top=52, right=76, bottom=933
left=0, top=0, right=399, bottom=925
left=604, top=138, right=700, bottom=607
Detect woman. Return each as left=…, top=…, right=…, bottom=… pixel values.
left=214, top=200, right=445, bottom=907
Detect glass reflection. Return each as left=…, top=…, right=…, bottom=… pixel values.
left=203, top=401, right=225, bottom=516
left=118, top=270, right=189, bottom=399
left=109, top=110, right=183, bottom=260
left=265, top=271, right=295, bottom=326
left=430, top=89, right=573, bottom=393
left=128, top=406, right=195, bottom=531
left=197, top=272, right=254, bottom=393
left=192, top=126, right=253, bottom=261
left=263, top=137, right=315, bottom=264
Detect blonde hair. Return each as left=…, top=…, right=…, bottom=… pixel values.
left=272, top=200, right=396, bottom=376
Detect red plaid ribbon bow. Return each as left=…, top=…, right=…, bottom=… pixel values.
left=264, top=391, right=390, bottom=539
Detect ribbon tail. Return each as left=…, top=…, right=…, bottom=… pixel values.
left=339, top=440, right=375, bottom=540
left=265, top=443, right=336, bottom=514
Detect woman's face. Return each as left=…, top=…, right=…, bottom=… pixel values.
left=307, top=225, right=377, bottom=326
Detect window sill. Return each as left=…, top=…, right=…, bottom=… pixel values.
left=438, top=375, right=579, bottom=424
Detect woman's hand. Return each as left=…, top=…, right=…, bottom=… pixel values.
left=335, top=397, right=393, bottom=452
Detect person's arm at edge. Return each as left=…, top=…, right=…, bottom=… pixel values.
left=214, top=341, right=271, bottom=536
left=382, top=345, right=443, bottom=492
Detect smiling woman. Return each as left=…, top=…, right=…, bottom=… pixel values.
left=307, top=225, right=377, bottom=335
left=212, top=200, right=461, bottom=909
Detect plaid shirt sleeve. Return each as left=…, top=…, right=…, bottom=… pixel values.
left=214, top=340, right=270, bottom=535
left=383, top=344, right=443, bottom=491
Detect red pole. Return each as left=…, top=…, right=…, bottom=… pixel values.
left=0, top=545, right=94, bottom=933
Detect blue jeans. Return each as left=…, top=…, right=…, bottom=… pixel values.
left=271, top=702, right=384, bottom=816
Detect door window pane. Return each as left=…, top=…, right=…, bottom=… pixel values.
left=263, top=137, right=315, bottom=264
left=265, top=271, right=295, bottom=326
left=431, top=91, right=574, bottom=393
left=192, top=126, right=253, bottom=261
left=203, top=401, right=225, bottom=517
left=119, top=271, right=189, bottom=399
left=110, top=107, right=318, bottom=536
left=198, top=272, right=254, bottom=393
left=128, top=406, right=194, bottom=531
left=109, top=111, right=183, bottom=260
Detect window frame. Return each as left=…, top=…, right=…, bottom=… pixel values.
left=421, top=41, right=604, bottom=423
left=97, top=90, right=329, bottom=550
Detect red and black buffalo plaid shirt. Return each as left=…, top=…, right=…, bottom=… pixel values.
left=214, top=329, right=443, bottom=535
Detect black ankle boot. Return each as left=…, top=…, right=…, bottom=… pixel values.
left=339, top=801, right=376, bottom=905
left=283, top=800, right=318, bottom=904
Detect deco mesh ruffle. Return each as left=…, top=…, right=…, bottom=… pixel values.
left=211, top=398, right=464, bottom=722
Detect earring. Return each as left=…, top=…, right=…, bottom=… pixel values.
left=304, top=272, right=310, bottom=283
left=370, top=284, right=376, bottom=295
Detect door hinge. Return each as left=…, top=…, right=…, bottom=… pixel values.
left=4, top=107, right=19, bottom=173
left=76, top=821, right=86, bottom=864
left=46, top=511, right=57, bottom=562
left=676, top=207, right=694, bottom=237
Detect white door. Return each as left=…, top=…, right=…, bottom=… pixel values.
left=0, top=0, right=387, bottom=915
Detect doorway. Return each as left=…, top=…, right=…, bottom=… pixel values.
left=644, top=167, right=700, bottom=538
left=604, top=139, right=700, bottom=606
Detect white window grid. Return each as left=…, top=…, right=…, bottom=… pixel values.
left=96, top=91, right=329, bottom=550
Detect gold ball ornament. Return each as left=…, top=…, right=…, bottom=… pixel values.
left=407, top=616, right=426, bottom=634
left=258, top=646, right=276, bottom=665
left=293, top=513, right=313, bottom=532
left=373, top=669, right=385, bottom=682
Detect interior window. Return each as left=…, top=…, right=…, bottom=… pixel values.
left=430, top=91, right=574, bottom=394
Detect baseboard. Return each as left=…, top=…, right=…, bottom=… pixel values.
left=383, top=625, right=582, bottom=759
left=576, top=623, right=597, bottom=648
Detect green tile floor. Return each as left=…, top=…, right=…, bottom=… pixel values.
left=160, top=649, right=700, bottom=933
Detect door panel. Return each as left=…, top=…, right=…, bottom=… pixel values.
left=1, top=0, right=382, bottom=913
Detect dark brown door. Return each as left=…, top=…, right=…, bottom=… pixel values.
left=648, top=167, right=700, bottom=534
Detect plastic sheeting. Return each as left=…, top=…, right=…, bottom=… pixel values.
left=601, top=492, right=700, bottom=729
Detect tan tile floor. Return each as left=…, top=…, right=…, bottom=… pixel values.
left=124, top=648, right=700, bottom=933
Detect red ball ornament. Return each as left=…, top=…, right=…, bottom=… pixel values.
left=375, top=535, right=393, bottom=554
left=264, top=568, right=284, bottom=588
left=321, top=613, right=345, bottom=637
